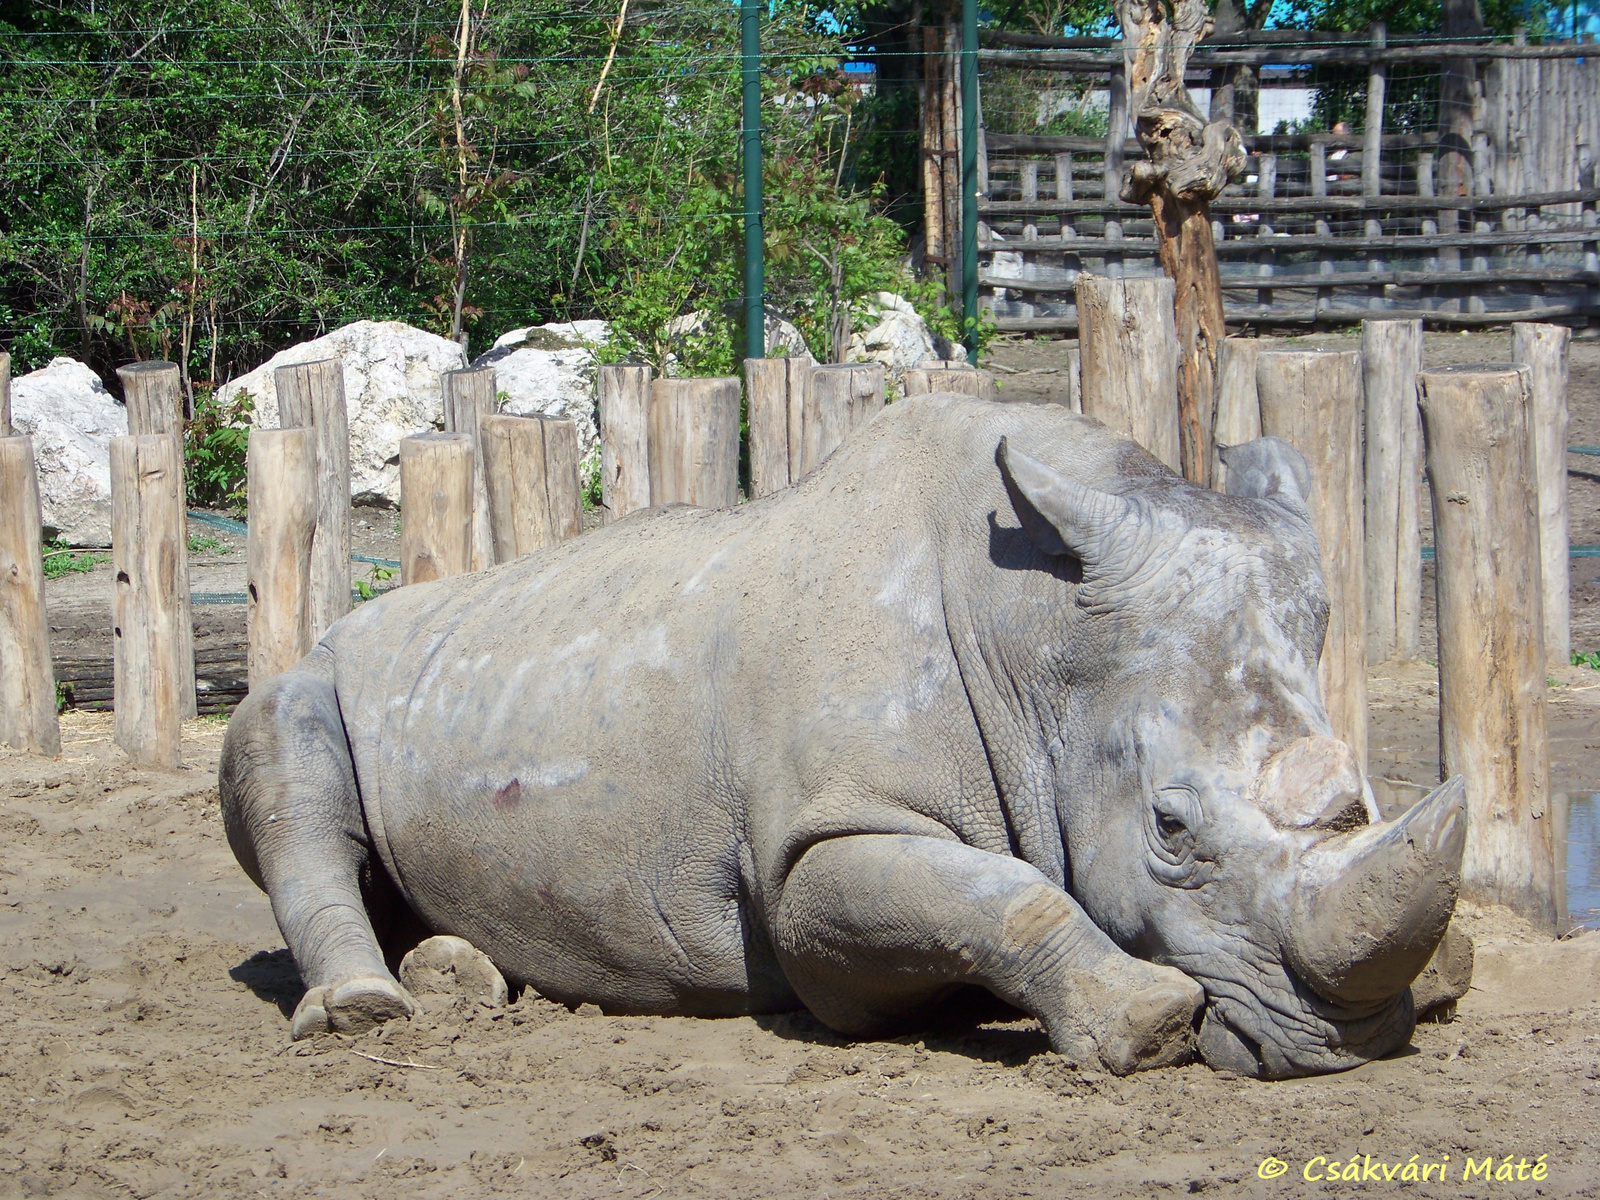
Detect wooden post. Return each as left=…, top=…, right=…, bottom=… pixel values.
left=245, top=428, right=316, bottom=689
left=1362, top=319, right=1424, bottom=665
left=1, top=350, right=13, bottom=436
left=275, top=359, right=351, bottom=639
left=1256, top=349, right=1367, bottom=770
left=599, top=363, right=652, bottom=524
left=1066, top=348, right=1082, bottom=413
left=799, top=364, right=886, bottom=479
left=922, top=26, right=947, bottom=292
left=901, top=364, right=997, bottom=400
left=111, top=435, right=189, bottom=769
left=1076, top=274, right=1181, bottom=472
left=479, top=415, right=582, bottom=560
left=442, top=365, right=497, bottom=573
left=1255, top=152, right=1277, bottom=310
left=1103, top=64, right=1128, bottom=277
left=1362, top=22, right=1387, bottom=254
left=1212, top=336, right=1275, bottom=489
left=117, top=360, right=184, bottom=436
left=744, top=357, right=797, bottom=499
left=1513, top=322, right=1571, bottom=668
left=648, top=378, right=741, bottom=508
left=0, top=435, right=60, bottom=755
left=116, top=358, right=195, bottom=716
left=399, top=433, right=475, bottom=586
left=1418, top=363, right=1555, bottom=930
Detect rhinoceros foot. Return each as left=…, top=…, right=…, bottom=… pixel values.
left=399, top=936, right=509, bottom=1010
left=291, top=976, right=418, bottom=1040
left=1090, top=963, right=1205, bottom=1075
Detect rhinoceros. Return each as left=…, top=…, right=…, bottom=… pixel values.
left=220, top=394, right=1465, bottom=1079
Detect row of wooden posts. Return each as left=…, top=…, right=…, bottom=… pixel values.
left=0, top=351, right=988, bottom=768
left=1071, top=273, right=1571, bottom=930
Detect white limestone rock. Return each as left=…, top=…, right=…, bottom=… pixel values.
left=471, top=320, right=609, bottom=458
left=848, top=292, right=964, bottom=386
left=10, top=357, right=127, bottom=546
left=218, top=320, right=466, bottom=505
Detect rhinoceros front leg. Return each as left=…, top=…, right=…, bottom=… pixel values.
left=220, top=649, right=419, bottom=1040
left=772, top=834, right=1203, bottom=1074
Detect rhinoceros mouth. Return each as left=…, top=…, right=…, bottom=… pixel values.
left=1188, top=965, right=1416, bottom=1079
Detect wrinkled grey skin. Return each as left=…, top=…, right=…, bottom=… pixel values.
left=221, top=396, right=1464, bottom=1079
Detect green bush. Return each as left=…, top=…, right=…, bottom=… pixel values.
left=186, top=389, right=252, bottom=512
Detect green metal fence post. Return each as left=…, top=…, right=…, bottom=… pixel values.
left=961, top=0, right=979, bottom=361
left=742, top=0, right=765, bottom=362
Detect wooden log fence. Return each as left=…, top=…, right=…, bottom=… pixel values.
left=599, top=364, right=653, bottom=523
left=442, top=365, right=498, bottom=573
left=973, top=32, right=1600, bottom=329
left=1077, top=275, right=1181, bottom=471
left=1513, top=323, right=1572, bottom=669
left=399, top=433, right=475, bottom=587
left=1362, top=320, right=1424, bottom=665
left=479, top=415, right=582, bottom=560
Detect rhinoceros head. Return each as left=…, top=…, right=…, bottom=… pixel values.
left=995, top=435, right=1464, bottom=1079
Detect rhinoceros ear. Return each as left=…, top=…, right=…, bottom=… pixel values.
left=997, top=437, right=1138, bottom=569
left=1219, top=436, right=1313, bottom=521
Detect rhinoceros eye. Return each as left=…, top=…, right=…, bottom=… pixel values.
left=1156, top=811, right=1187, bottom=840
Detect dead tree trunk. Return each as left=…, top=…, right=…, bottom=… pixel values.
left=1115, top=0, right=1245, bottom=487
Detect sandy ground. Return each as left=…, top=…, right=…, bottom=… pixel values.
left=5, top=330, right=1599, bottom=1198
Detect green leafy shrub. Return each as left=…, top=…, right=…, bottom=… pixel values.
left=41, top=538, right=109, bottom=579
left=186, top=388, right=252, bottom=512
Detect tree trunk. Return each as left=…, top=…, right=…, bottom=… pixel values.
left=1116, top=0, right=1245, bottom=487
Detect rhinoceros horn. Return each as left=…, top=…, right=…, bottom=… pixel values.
left=1282, top=776, right=1467, bottom=1005
left=997, top=438, right=1141, bottom=569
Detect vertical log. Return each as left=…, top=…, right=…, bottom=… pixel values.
left=245, top=428, right=316, bottom=689
left=941, top=22, right=961, bottom=299
left=649, top=378, right=741, bottom=508
left=1212, top=335, right=1274, bottom=489
left=1076, top=274, right=1181, bottom=472
left=398, top=433, right=475, bottom=586
left=900, top=364, right=997, bottom=400
left=599, top=363, right=652, bottom=524
left=1418, top=363, right=1555, bottom=930
left=111, top=435, right=188, bottom=769
left=442, top=364, right=497, bottom=573
left=1256, top=349, right=1367, bottom=769
left=1513, top=322, right=1571, bottom=668
left=1066, top=348, right=1082, bottom=413
left=480, top=415, right=582, bottom=560
left=276, top=359, right=351, bottom=639
left=745, top=357, right=794, bottom=499
left=1103, top=64, right=1128, bottom=277
left=797, top=364, right=886, bottom=479
left=922, top=26, right=946, bottom=289
left=0, top=350, right=10, bottom=436
left=116, top=358, right=194, bottom=716
left=1362, top=22, right=1387, bottom=257
left=1255, top=153, right=1278, bottom=309
left=0, top=435, right=61, bottom=755
left=781, top=356, right=811, bottom=485
left=117, top=359, right=184, bottom=436
left=1362, top=319, right=1424, bottom=664
left=1311, top=140, right=1333, bottom=317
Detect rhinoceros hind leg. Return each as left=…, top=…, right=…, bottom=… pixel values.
left=220, top=647, right=417, bottom=1040
left=399, top=935, right=509, bottom=1009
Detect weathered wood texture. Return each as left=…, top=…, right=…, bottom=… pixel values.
left=115, top=358, right=195, bottom=715
left=111, top=434, right=190, bottom=769
left=800, top=364, right=888, bottom=479
left=116, top=360, right=184, bottom=436
left=442, top=365, right=498, bottom=573
left=1362, top=319, right=1424, bottom=664
left=0, top=436, right=61, bottom=754
left=1076, top=273, right=1181, bottom=470
left=744, top=357, right=803, bottom=498
left=275, top=359, right=351, bottom=639
left=1512, top=323, right=1571, bottom=668
left=399, top=434, right=475, bottom=586
left=1066, top=349, right=1082, bottom=412
left=245, top=428, right=316, bottom=690
left=599, top=364, right=652, bottom=524
left=1256, top=349, right=1368, bottom=769
left=1, top=351, right=12, bottom=436
left=1211, top=335, right=1275, bottom=488
left=479, top=415, right=582, bottom=560
left=1417, top=363, right=1555, bottom=930
left=901, top=365, right=1000, bottom=400
left=648, top=378, right=742, bottom=508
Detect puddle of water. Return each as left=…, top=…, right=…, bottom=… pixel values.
left=1567, top=793, right=1600, bottom=930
